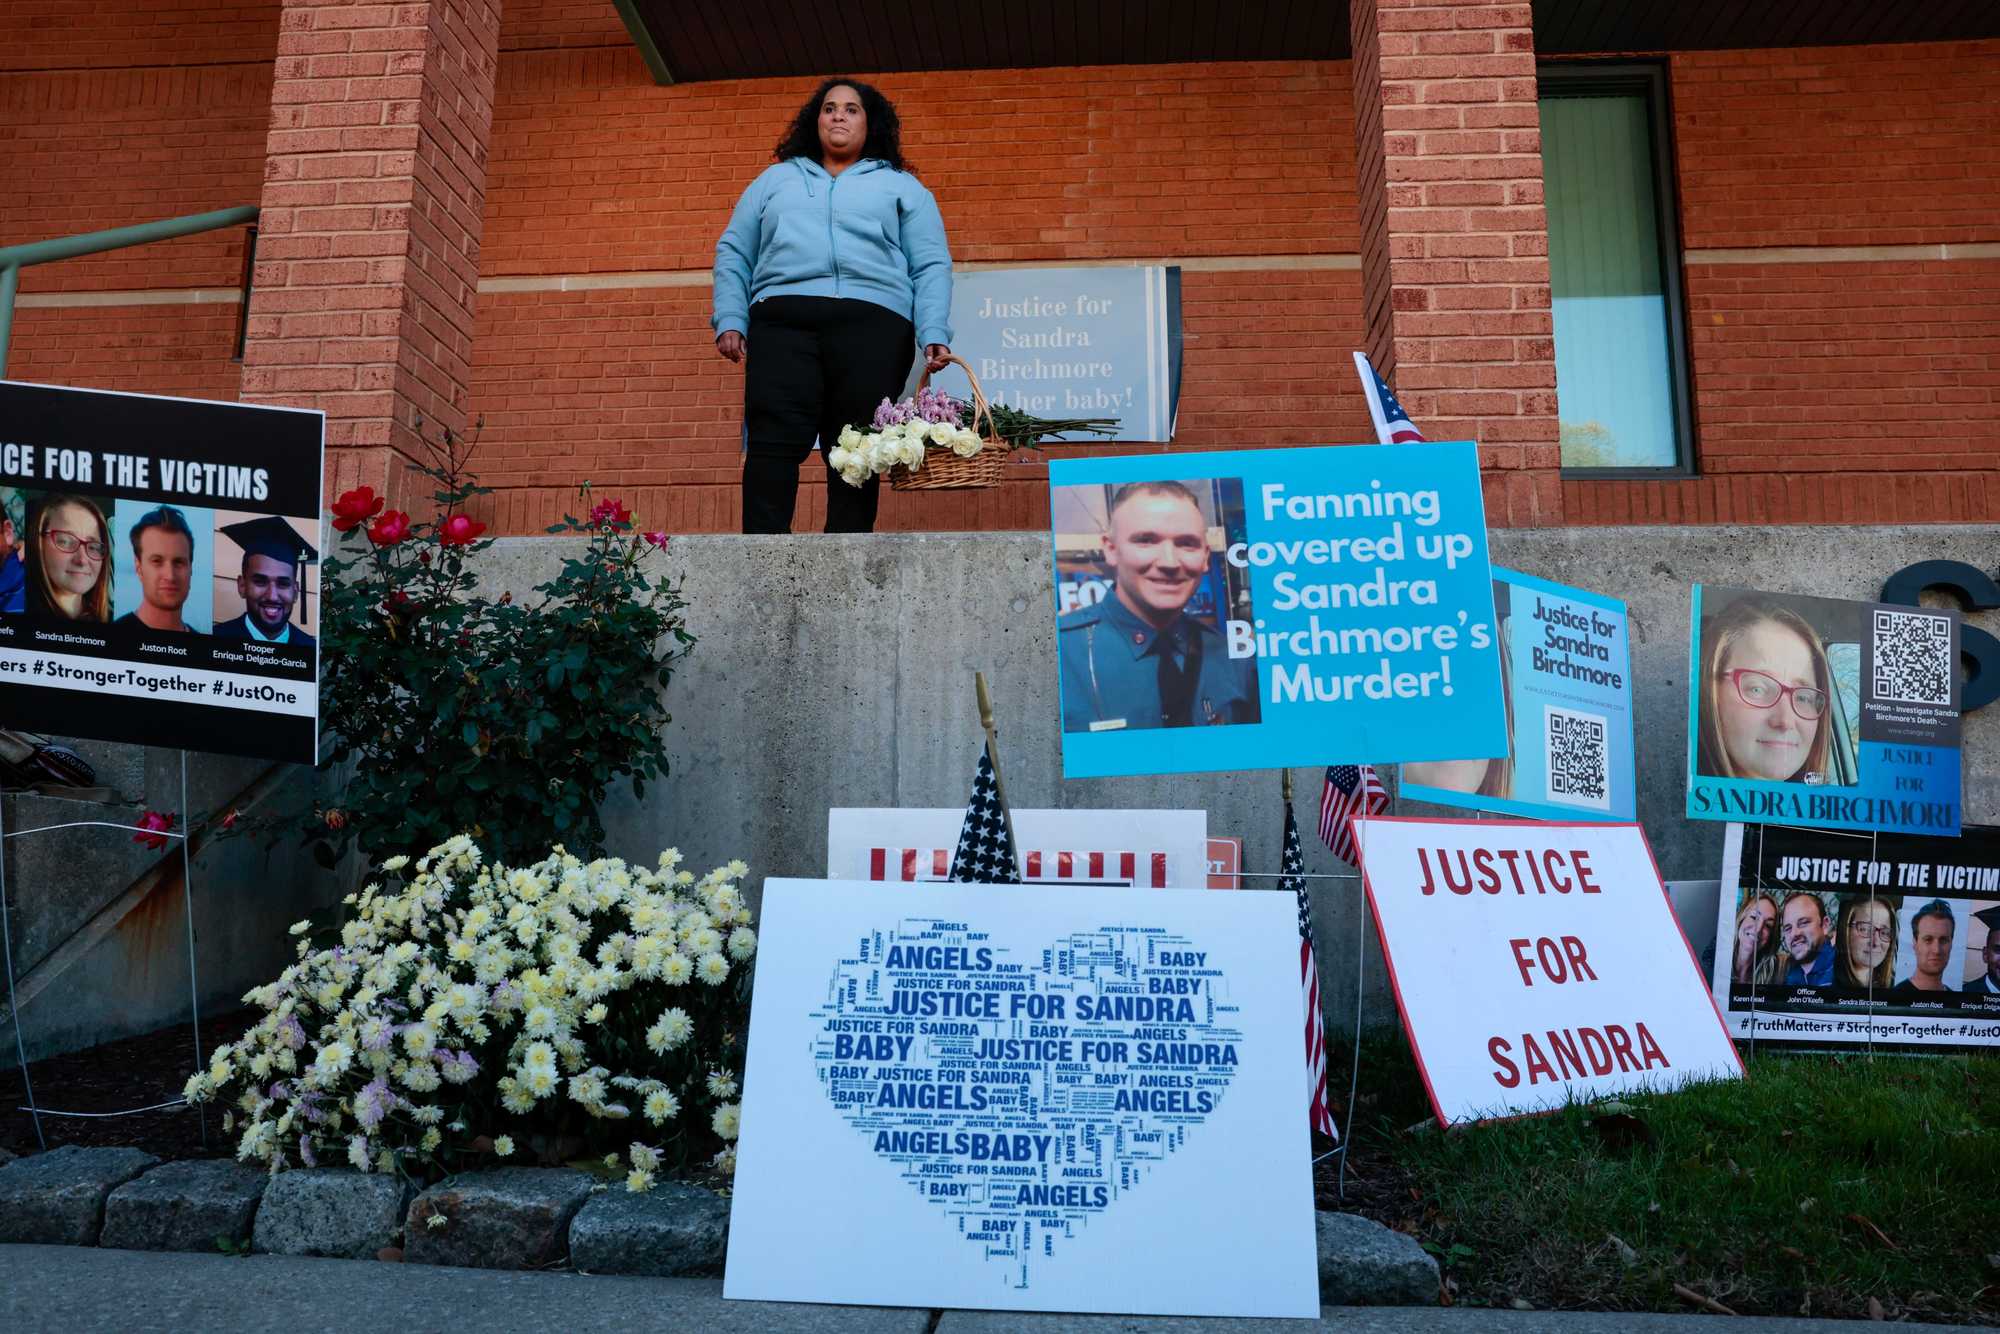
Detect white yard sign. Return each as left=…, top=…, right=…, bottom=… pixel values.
left=1353, top=816, right=1742, bottom=1124
left=724, top=879, right=1319, bottom=1317
left=827, top=808, right=1208, bottom=888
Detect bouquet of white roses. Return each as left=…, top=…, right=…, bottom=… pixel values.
left=828, top=384, right=983, bottom=488
left=829, top=379, right=1120, bottom=489
left=184, top=835, right=754, bottom=1190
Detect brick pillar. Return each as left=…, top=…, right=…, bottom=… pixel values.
left=1350, top=0, right=1559, bottom=526
left=241, top=0, right=501, bottom=507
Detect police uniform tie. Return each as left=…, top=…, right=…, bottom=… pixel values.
left=1156, top=626, right=1200, bottom=726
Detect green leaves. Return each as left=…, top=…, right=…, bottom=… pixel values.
left=319, top=467, right=695, bottom=868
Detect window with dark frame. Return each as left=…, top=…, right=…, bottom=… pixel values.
left=1539, top=63, right=1695, bottom=476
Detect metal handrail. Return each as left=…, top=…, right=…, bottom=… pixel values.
left=0, top=205, right=258, bottom=375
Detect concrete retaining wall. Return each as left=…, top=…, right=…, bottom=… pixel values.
left=470, top=524, right=2000, bottom=1031
left=2, top=747, right=342, bottom=1065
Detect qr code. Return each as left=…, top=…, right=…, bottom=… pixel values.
left=1871, top=609, right=1952, bottom=706
left=1544, top=705, right=1610, bottom=811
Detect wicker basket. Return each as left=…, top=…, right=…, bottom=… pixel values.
left=888, top=353, right=1018, bottom=491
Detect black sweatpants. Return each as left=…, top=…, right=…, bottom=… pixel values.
left=742, top=296, right=917, bottom=534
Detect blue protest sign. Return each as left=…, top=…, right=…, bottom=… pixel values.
left=1686, top=585, right=1962, bottom=836
left=1048, top=443, right=1505, bottom=779
left=943, top=266, right=1180, bottom=441
left=1402, top=568, right=1636, bottom=821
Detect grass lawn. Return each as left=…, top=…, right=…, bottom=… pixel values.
left=1330, top=1038, right=2000, bottom=1323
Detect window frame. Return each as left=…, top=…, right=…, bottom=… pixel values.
left=1538, top=61, right=1698, bottom=480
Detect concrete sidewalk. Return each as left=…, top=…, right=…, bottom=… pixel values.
left=1, top=1246, right=1986, bottom=1333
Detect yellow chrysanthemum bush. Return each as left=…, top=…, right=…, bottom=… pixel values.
left=184, top=835, right=754, bottom=1189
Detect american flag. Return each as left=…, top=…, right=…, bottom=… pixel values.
left=1353, top=350, right=1425, bottom=444
left=1319, top=763, right=1388, bottom=866
left=948, top=748, right=1019, bottom=883
left=1283, top=798, right=1338, bottom=1140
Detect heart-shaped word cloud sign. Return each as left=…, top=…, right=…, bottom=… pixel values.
left=810, top=916, right=1240, bottom=1288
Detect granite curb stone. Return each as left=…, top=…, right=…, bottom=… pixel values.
left=404, top=1167, right=596, bottom=1270
left=101, top=1158, right=270, bottom=1253
left=252, top=1169, right=412, bottom=1259
left=568, top=1180, right=730, bottom=1277
left=0, top=1145, right=160, bottom=1246
left=1316, top=1211, right=1440, bottom=1306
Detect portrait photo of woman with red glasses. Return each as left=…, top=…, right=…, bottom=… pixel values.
left=1694, top=593, right=1849, bottom=785
left=23, top=491, right=115, bottom=623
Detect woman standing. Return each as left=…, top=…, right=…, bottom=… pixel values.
left=25, top=493, right=113, bottom=622
left=713, top=78, right=954, bottom=534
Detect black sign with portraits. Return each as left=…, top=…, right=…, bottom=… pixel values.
left=1712, top=822, right=2000, bottom=1050
left=0, top=381, right=323, bottom=763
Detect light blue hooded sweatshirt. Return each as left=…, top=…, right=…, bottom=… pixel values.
left=711, top=157, right=954, bottom=349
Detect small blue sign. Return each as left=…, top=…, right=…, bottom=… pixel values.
left=1686, top=584, right=1962, bottom=836
left=1048, top=443, right=1505, bottom=778
left=1402, top=568, right=1636, bottom=821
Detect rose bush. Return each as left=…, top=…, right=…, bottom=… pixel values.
left=317, top=422, right=692, bottom=868
left=185, top=835, right=752, bottom=1186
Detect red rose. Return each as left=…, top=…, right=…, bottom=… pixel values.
left=132, top=809, right=176, bottom=851
left=331, top=486, right=385, bottom=532
left=367, top=510, right=412, bottom=545
left=589, top=498, right=631, bottom=528
left=641, top=530, right=670, bottom=550
left=323, top=808, right=348, bottom=831
left=438, top=513, right=486, bottom=546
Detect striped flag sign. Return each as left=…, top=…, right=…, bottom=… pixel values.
left=1283, top=798, right=1338, bottom=1140
left=868, top=847, right=1170, bottom=888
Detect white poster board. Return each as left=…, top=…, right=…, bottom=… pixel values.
left=827, top=808, right=1207, bottom=889
left=724, top=879, right=1319, bottom=1317
left=1353, top=816, right=1742, bottom=1124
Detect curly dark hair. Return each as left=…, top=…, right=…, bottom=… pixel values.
left=774, top=77, right=912, bottom=174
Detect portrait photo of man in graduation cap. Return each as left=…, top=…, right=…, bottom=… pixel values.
left=1966, top=903, right=2000, bottom=999
left=212, top=512, right=317, bottom=647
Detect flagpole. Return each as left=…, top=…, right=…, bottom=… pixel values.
left=1282, top=768, right=1293, bottom=805
left=974, top=671, right=1025, bottom=881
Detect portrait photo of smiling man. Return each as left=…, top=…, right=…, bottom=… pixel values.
left=212, top=513, right=318, bottom=648
left=111, top=499, right=212, bottom=633
left=1053, top=479, right=1258, bottom=734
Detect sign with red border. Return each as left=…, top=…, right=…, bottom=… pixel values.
left=1351, top=814, right=1742, bottom=1124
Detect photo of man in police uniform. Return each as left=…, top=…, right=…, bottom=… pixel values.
left=1056, top=479, right=1258, bottom=733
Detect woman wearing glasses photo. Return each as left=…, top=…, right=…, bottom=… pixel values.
left=1832, top=893, right=1900, bottom=992
left=25, top=492, right=114, bottom=623
left=1695, top=596, right=1836, bottom=784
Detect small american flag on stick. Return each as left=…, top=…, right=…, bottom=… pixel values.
left=1353, top=350, right=1425, bottom=444
left=1283, top=796, right=1338, bottom=1140
left=1319, top=764, right=1388, bottom=867
left=948, top=747, right=1019, bottom=884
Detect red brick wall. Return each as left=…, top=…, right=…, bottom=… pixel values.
left=4, top=303, right=248, bottom=404
left=1671, top=41, right=2000, bottom=249
left=1348, top=0, right=1559, bottom=528
left=469, top=46, right=1365, bottom=532
left=3, top=0, right=1996, bottom=531
left=0, top=3, right=272, bottom=399
left=0, top=0, right=276, bottom=72
left=1563, top=39, right=2000, bottom=526
left=241, top=0, right=502, bottom=510
left=0, top=63, right=269, bottom=294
